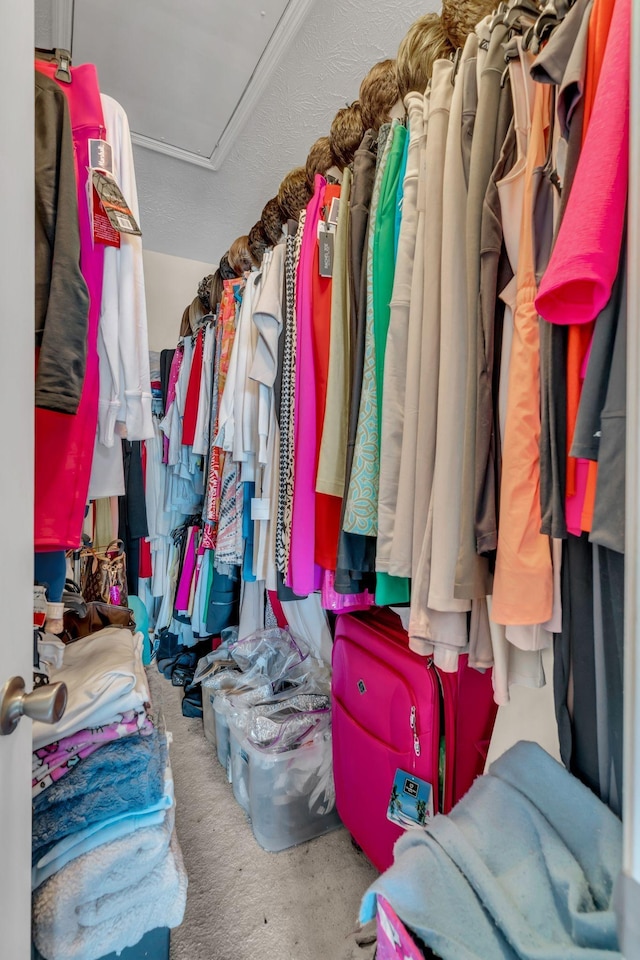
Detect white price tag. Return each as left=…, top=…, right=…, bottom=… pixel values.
left=251, top=498, right=270, bottom=521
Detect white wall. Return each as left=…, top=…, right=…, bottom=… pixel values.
left=143, top=249, right=214, bottom=352
left=1, top=1, right=35, bottom=954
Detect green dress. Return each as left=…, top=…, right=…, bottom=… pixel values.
left=343, top=121, right=396, bottom=538
left=372, top=123, right=410, bottom=606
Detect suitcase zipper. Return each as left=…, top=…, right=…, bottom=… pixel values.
left=410, top=658, right=435, bottom=761
left=410, top=705, right=421, bottom=758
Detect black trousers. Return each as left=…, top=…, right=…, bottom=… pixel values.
left=554, top=534, right=624, bottom=815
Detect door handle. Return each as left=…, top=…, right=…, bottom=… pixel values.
left=0, top=676, right=67, bottom=736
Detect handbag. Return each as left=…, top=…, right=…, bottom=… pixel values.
left=61, top=601, right=136, bottom=644
left=80, top=539, right=129, bottom=607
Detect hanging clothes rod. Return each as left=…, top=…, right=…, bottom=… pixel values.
left=35, top=0, right=75, bottom=83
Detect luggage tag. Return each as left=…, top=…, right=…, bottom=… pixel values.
left=387, top=769, right=434, bottom=829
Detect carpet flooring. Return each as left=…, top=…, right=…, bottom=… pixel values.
left=147, top=669, right=379, bottom=960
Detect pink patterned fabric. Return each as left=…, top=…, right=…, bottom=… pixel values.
left=535, top=0, right=630, bottom=327
left=32, top=711, right=153, bottom=797
left=288, top=177, right=326, bottom=595
left=203, top=279, right=243, bottom=550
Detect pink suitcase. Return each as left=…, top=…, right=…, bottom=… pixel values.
left=332, top=609, right=497, bottom=871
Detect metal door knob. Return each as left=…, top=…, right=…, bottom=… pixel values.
left=0, top=676, right=67, bottom=736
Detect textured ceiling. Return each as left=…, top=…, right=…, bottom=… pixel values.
left=72, top=0, right=293, bottom=159
left=38, top=0, right=436, bottom=264
left=131, top=0, right=434, bottom=263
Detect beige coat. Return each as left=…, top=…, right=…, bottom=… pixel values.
left=376, top=92, right=425, bottom=573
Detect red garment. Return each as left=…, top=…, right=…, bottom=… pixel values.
left=312, top=184, right=342, bottom=571
left=34, top=61, right=105, bottom=550
left=267, top=591, right=289, bottom=629
left=139, top=538, right=153, bottom=580
left=182, top=329, right=204, bottom=446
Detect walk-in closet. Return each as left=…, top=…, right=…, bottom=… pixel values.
left=1, top=0, right=639, bottom=957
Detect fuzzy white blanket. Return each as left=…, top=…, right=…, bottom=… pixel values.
left=32, top=815, right=187, bottom=960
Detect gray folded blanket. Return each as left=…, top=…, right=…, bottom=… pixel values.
left=361, top=741, right=622, bottom=960
left=32, top=729, right=167, bottom=863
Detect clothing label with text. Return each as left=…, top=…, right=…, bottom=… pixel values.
left=92, top=185, right=120, bottom=247
left=91, top=170, right=141, bottom=237
left=88, top=138, right=114, bottom=175
left=318, top=229, right=334, bottom=278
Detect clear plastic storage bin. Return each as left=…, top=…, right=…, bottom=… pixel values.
left=247, top=728, right=341, bottom=852
left=202, top=684, right=217, bottom=747
left=229, top=722, right=251, bottom=814
left=213, top=697, right=231, bottom=776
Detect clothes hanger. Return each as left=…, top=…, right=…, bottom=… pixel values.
left=195, top=313, right=216, bottom=336
left=502, top=0, right=543, bottom=33
left=489, top=2, right=510, bottom=32
left=500, top=35, right=522, bottom=86
left=34, top=47, right=72, bottom=83
left=521, top=0, right=570, bottom=53
left=521, top=23, right=539, bottom=51
left=450, top=47, right=463, bottom=85
left=533, top=0, right=564, bottom=42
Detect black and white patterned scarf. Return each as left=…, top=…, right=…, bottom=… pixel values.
left=276, top=212, right=306, bottom=575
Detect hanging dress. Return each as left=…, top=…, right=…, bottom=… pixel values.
left=288, top=179, right=326, bottom=595
left=342, top=122, right=396, bottom=538
left=491, top=75, right=554, bottom=626
left=34, top=61, right=105, bottom=549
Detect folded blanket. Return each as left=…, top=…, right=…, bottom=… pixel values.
left=32, top=710, right=154, bottom=797
left=32, top=629, right=150, bottom=751
left=32, top=822, right=187, bottom=960
left=33, top=729, right=167, bottom=862
left=33, top=766, right=174, bottom=889
left=361, top=742, right=622, bottom=960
